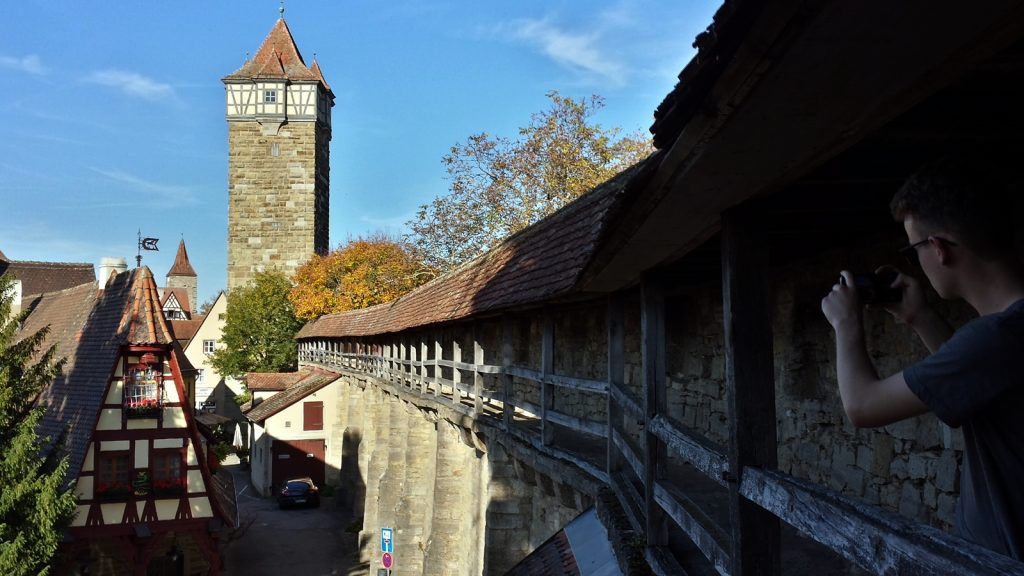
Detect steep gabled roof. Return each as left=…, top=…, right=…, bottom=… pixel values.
left=0, top=259, right=95, bottom=297
left=120, top=267, right=175, bottom=346
left=167, top=240, right=197, bottom=277
left=244, top=367, right=340, bottom=423
left=296, top=157, right=658, bottom=339
left=223, top=18, right=325, bottom=87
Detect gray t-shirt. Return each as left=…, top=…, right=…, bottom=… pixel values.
left=904, top=299, right=1024, bottom=560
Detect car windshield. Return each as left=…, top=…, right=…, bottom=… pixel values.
left=286, top=482, right=310, bottom=492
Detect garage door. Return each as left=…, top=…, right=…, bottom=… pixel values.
left=271, top=438, right=326, bottom=487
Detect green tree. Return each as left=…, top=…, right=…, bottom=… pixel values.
left=289, top=233, right=434, bottom=321
left=210, top=272, right=303, bottom=378
left=0, top=274, right=77, bottom=575
left=407, top=91, right=653, bottom=270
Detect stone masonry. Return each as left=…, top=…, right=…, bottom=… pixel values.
left=227, top=120, right=329, bottom=290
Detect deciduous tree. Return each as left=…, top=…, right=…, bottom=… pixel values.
left=210, top=272, right=303, bottom=378
left=407, top=91, right=652, bottom=270
left=0, top=274, right=77, bottom=575
left=290, top=233, right=433, bottom=320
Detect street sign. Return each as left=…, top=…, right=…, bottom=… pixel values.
left=382, top=553, right=393, bottom=569
left=381, top=527, right=394, bottom=553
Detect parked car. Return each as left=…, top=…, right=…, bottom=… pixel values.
left=277, top=477, right=320, bottom=509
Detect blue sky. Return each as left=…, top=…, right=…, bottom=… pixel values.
left=1, top=1, right=720, bottom=304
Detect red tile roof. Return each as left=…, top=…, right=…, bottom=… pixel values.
left=223, top=18, right=330, bottom=94
left=167, top=240, right=197, bottom=277
left=506, top=529, right=581, bottom=576
left=296, top=158, right=656, bottom=339
left=168, top=317, right=203, bottom=344
left=119, top=267, right=175, bottom=346
left=244, top=368, right=340, bottom=423
left=161, top=287, right=193, bottom=314
left=245, top=371, right=307, bottom=391
left=0, top=259, right=95, bottom=297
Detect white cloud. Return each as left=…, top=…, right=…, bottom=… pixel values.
left=88, top=167, right=198, bottom=206
left=0, top=54, right=47, bottom=75
left=86, top=70, right=175, bottom=101
left=508, top=18, right=625, bottom=84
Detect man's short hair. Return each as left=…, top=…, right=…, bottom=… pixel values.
left=891, top=151, right=1018, bottom=260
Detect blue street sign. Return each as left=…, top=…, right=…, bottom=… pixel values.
left=381, top=527, right=394, bottom=553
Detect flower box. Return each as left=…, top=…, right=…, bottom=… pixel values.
left=124, top=399, right=161, bottom=419
left=152, top=478, right=187, bottom=498
left=95, top=483, right=131, bottom=501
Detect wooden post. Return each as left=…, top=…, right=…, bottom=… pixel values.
left=420, top=338, right=428, bottom=394
left=607, top=294, right=625, bottom=477
left=641, top=274, right=668, bottom=547
left=722, top=207, right=781, bottom=576
left=473, top=324, right=484, bottom=417
left=502, top=315, right=515, bottom=430
left=452, top=335, right=462, bottom=401
left=540, top=313, right=555, bottom=446
left=433, top=335, right=443, bottom=398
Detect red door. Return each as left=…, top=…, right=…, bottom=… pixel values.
left=271, top=439, right=326, bottom=487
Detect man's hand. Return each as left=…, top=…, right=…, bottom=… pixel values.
left=821, top=270, right=863, bottom=332
left=873, top=265, right=953, bottom=353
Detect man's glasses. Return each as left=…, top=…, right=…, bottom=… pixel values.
left=899, top=236, right=958, bottom=267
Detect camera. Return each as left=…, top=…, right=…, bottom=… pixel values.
left=849, top=271, right=901, bottom=304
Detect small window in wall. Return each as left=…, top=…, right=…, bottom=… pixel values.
left=196, top=368, right=205, bottom=385
left=152, top=451, right=185, bottom=496
left=264, top=90, right=277, bottom=103
left=303, top=401, right=323, bottom=431
left=203, top=340, right=215, bottom=354
left=96, top=452, right=130, bottom=499
left=271, top=142, right=280, bottom=157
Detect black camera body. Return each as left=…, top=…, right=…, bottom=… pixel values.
left=852, top=271, right=901, bottom=304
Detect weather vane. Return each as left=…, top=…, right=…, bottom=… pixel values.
left=136, top=230, right=159, bottom=267
left=279, top=2, right=285, bottom=19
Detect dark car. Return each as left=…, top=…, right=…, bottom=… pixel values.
left=277, top=477, right=320, bottom=509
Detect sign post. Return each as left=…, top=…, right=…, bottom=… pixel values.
left=381, top=527, right=395, bottom=574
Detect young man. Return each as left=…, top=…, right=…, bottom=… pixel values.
left=821, top=154, right=1024, bottom=560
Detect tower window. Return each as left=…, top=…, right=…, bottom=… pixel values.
left=271, top=142, right=280, bottom=157
left=264, top=90, right=277, bottom=103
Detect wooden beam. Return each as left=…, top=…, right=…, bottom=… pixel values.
left=654, top=480, right=732, bottom=575
left=502, top=316, right=514, bottom=430
left=473, top=324, right=484, bottom=417
left=433, top=335, right=442, bottom=398
left=641, top=274, right=668, bottom=547
left=649, top=414, right=729, bottom=489
left=540, top=313, right=555, bottom=446
left=722, top=207, right=780, bottom=576
left=607, top=294, right=625, bottom=477
left=452, top=336, right=462, bottom=402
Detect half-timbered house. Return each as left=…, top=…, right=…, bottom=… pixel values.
left=21, top=267, right=237, bottom=576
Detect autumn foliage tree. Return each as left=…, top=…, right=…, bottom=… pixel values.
left=289, top=234, right=433, bottom=321
left=406, top=91, right=652, bottom=270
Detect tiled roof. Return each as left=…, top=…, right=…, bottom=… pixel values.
left=245, top=371, right=308, bottom=391
left=506, top=529, right=580, bottom=576
left=0, top=259, right=95, bottom=297
left=297, top=159, right=656, bottom=340
left=223, top=18, right=326, bottom=90
left=168, top=317, right=203, bottom=344
left=119, top=267, right=175, bottom=346
left=244, top=368, right=340, bottom=423
left=0, top=248, right=7, bottom=261
left=25, top=275, right=132, bottom=487
left=167, top=240, right=197, bottom=277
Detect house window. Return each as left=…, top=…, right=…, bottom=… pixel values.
left=96, top=452, right=130, bottom=499
left=303, top=401, right=323, bottom=431
left=124, top=358, right=162, bottom=418
left=264, top=90, right=277, bottom=103
left=196, top=368, right=205, bottom=385
left=203, top=340, right=215, bottom=354
left=152, top=451, right=185, bottom=496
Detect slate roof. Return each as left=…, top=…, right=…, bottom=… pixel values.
left=167, top=240, right=197, bottom=277
left=223, top=17, right=331, bottom=95
left=22, top=267, right=175, bottom=487
left=0, top=259, right=95, bottom=297
left=244, top=368, right=340, bottom=423
left=296, top=158, right=657, bottom=339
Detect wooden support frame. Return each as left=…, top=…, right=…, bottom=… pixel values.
left=502, top=316, right=515, bottom=430
left=721, top=207, right=781, bottom=576
left=607, top=294, right=625, bottom=477
left=473, top=324, right=484, bottom=417
left=433, top=335, right=442, bottom=398
left=540, top=313, right=555, bottom=446
left=641, top=274, right=668, bottom=547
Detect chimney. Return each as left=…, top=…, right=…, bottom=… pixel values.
left=98, top=257, right=128, bottom=287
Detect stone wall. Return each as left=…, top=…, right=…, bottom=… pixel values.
left=227, top=120, right=329, bottom=290
left=326, top=372, right=589, bottom=576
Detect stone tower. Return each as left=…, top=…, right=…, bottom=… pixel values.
left=165, top=240, right=198, bottom=313
left=223, top=12, right=333, bottom=290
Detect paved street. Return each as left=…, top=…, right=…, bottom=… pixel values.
left=223, top=464, right=366, bottom=576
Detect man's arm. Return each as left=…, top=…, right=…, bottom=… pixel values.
left=874, top=265, right=954, bottom=353
left=823, top=271, right=931, bottom=427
